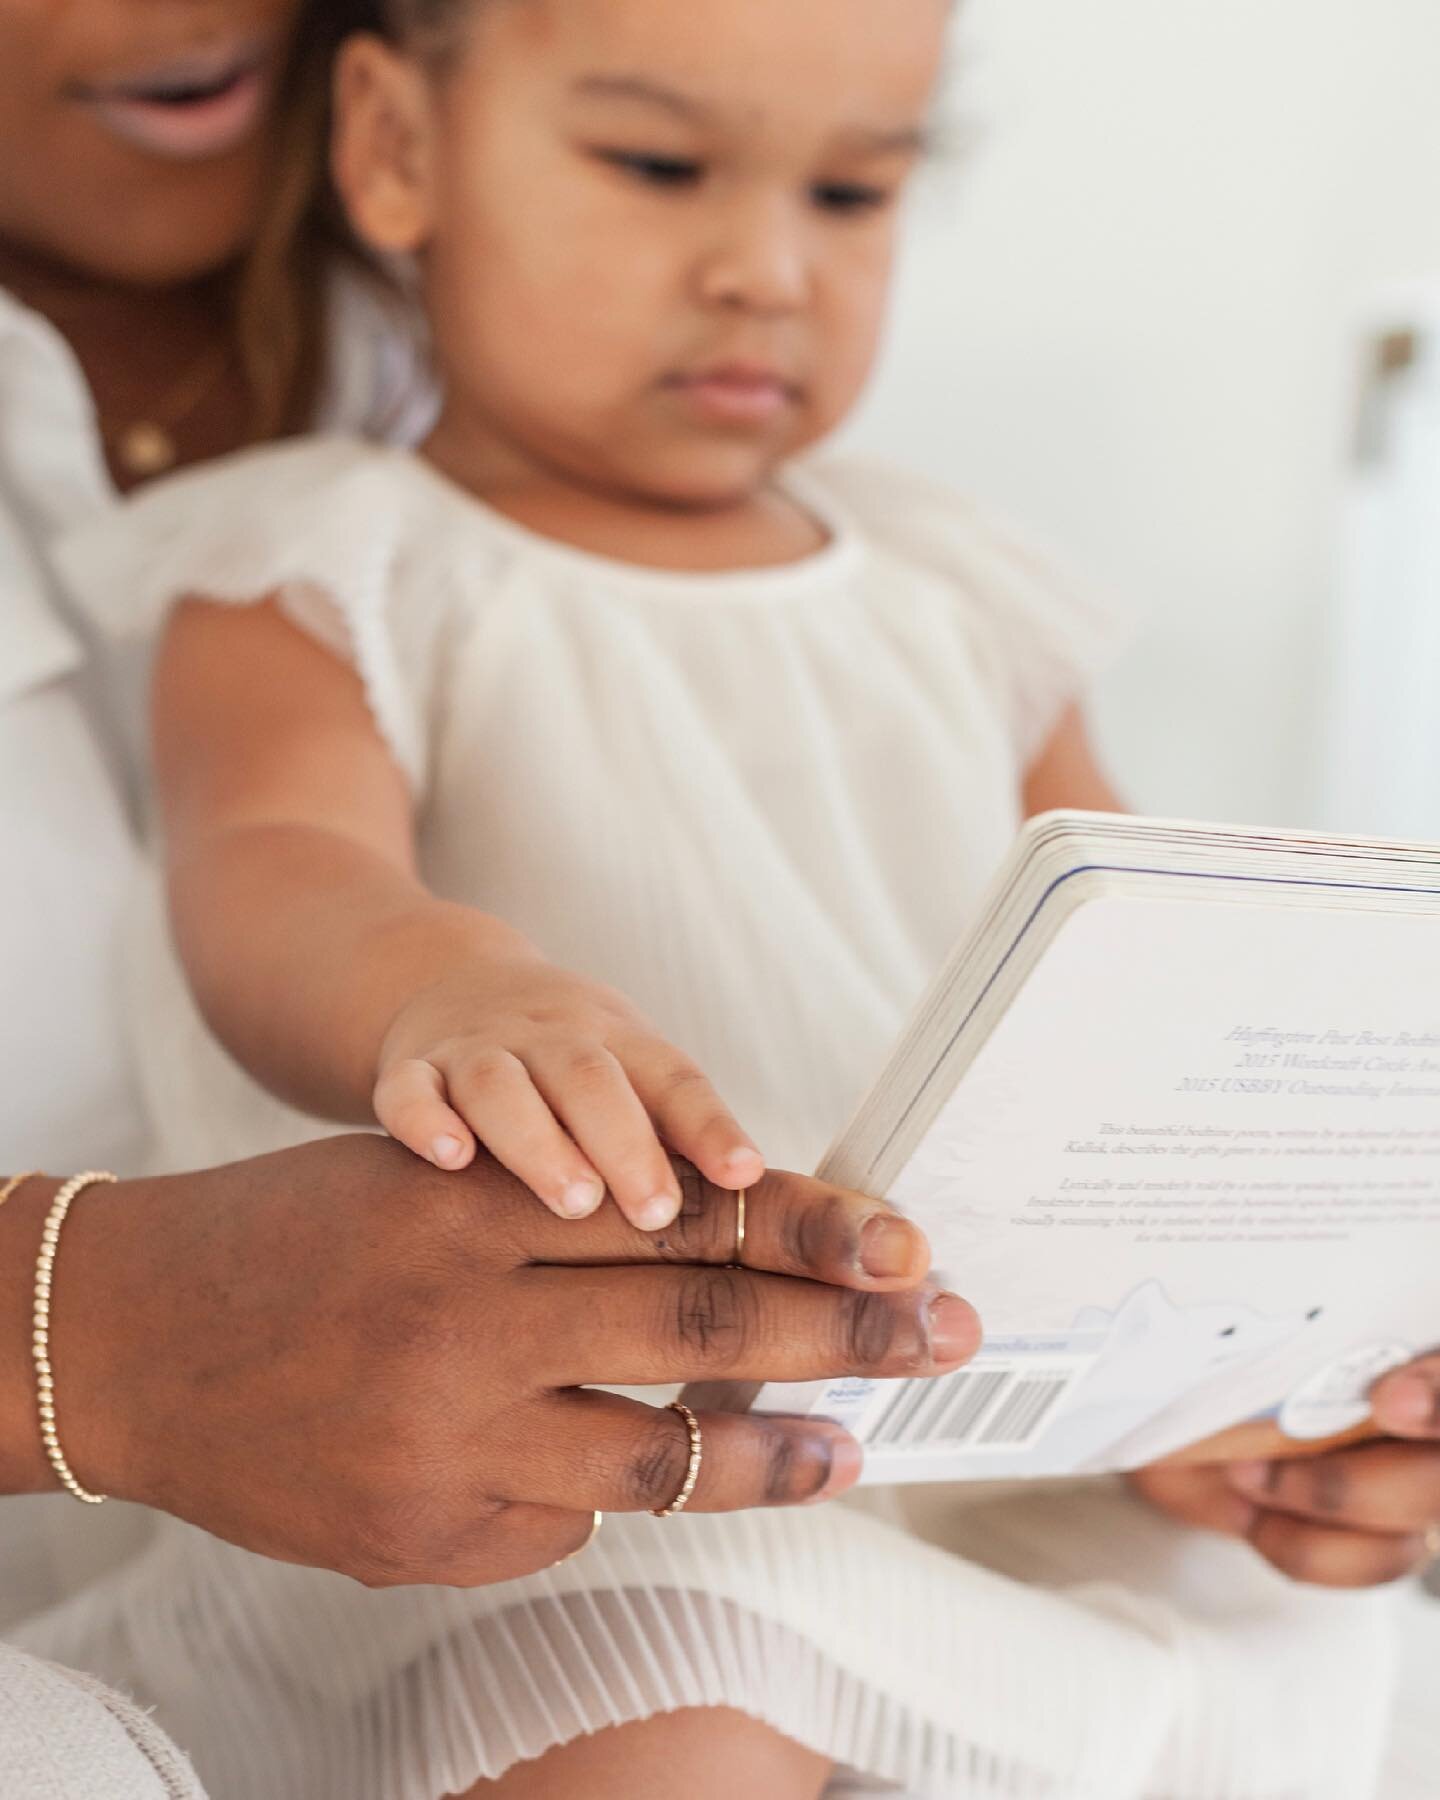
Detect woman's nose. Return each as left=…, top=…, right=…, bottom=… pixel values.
left=695, top=197, right=811, bottom=318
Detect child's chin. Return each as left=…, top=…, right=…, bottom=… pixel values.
left=626, top=443, right=788, bottom=513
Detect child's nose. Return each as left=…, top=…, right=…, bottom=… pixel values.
left=696, top=196, right=811, bottom=317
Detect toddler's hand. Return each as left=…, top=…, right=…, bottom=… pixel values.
left=373, top=953, right=764, bottom=1229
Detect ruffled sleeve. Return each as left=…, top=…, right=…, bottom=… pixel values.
left=807, top=457, right=1132, bottom=764
left=51, top=438, right=456, bottom=791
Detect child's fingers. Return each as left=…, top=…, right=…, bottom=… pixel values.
left=527, top=1045, right=683, bottom=1232
left=447, top=1051, right=606, bottom=1220
left=374, top=1059, right=476, bottom=1171
left=625, top=1042, right=765, bottom=1190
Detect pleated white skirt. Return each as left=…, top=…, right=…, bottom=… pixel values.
left=14, top=1478, right=1399, bottom=1800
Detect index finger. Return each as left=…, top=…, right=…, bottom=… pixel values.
left=471, top=1160, right=933, bottom=1292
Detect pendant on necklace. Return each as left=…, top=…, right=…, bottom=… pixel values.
left=117, top=421, right=179, bottom=479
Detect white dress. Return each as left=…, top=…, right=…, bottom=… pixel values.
left=22, top=437, right=1403, bottom=1799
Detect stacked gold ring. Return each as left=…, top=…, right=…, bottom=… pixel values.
left=652, top=1400, right=704, bottom=1518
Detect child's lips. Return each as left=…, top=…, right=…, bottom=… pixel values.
left=67, top=38, right=277, bottom=163
left=667, top=365, right=802, bottom=427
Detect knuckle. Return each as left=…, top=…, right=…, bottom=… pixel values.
left=454, top=1049, right=518, bottom=1099
left=564, top=1047, right=619, bottom=1090
left=624, top=1411, right=693, bottom=1510
left=669, top=1268, right=754, bottom=1368
left=761, top=1428, right=831, bottom=1506
left=787, top=1191, right=854, bottom=1278
left=652, top=1060, right=712, bottom=1105
left=648, top=1163, right=724, bottom=1262
left=1303, top=1459, right=1349, bottom=1518
left=843, top=1291, right=914, bottom=1372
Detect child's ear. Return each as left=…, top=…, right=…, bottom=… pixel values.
left=331, top=35, right=438, bottom=256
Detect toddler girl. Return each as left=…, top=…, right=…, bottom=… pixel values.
left=45, top=0, right=1398, bottom=1795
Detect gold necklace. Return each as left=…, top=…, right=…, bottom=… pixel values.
left=104, top=336, right=236, bottom=480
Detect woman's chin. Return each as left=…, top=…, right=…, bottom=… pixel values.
left=38, top=176, right=266, bottom=288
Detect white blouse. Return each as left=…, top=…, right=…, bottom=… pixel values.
left=0, top=282, right=433, bottom=1176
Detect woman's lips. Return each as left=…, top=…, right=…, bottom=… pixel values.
left=68, top=40, right=276, bottom=163
left=667, top=366, right=801, bottom=427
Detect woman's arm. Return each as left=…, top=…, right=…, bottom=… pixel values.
left=153, top=599, right=763, bottom=1227
left=0, top=1179, right=62, bottom=1494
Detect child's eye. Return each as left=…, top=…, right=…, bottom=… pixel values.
left=595, top=150, right=705, bottom=190
left=811, top=181, right=892, bottom=217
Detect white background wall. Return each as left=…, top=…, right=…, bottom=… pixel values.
left=843, top=0, right=1440, bottom=826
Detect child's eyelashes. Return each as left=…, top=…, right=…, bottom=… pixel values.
left=593, top=148, right=705, bottom=190
left=587, top=150, right=898, bottom=218
left=810, top=181, right=894, bottom=218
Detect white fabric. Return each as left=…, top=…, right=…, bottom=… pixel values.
left=0, top=1643, right=207, bottom=1800
left=17, top=432, right=1404, bottom=1799
left=54, top=438, right=1117, bottom=1179
left=0, top=282, right=429, bottom=1640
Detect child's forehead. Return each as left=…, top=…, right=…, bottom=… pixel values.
left=485, top=0, right=948, bottom=126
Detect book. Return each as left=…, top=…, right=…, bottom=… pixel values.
left=748, top=811, right=1440, bottom=1484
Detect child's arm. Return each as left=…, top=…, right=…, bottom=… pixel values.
left=152, top=597, right=764, bottom=1229
left=1020, top=704, right=1127, bottom=818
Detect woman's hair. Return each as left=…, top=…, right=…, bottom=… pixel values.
left=235, top=0, right=475, bottom=441
left=235, top=2, right=374, bottom=440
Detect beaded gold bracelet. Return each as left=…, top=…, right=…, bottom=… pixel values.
left=33, top=1172, right=118, bottom=1506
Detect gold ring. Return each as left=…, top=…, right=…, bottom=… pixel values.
left=732, top=1188, right=747, bottom=1268
left=652, top=1400, right=703, bottom=1518
left=550, top=1511, right=603, bottom=1568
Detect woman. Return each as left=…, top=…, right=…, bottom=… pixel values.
left=4, top=2, right=1440, bottom=1795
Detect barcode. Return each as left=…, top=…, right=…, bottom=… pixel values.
left=866, top=1366, right=1077, bottom=1451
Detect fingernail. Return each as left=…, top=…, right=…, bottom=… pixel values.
left=928, top=1293, right=980, bottom=1365
left=723, top=1146, right=765, bottom=1177
left=807, top=1432, right=865, bottom=1502
left=1227, top=1461, right=1273, bottom=1493
left=1375, top=1374, right=1434, bottom=1430
left=431, top=1135, right=466, bottom=1168
left=860, top=1215, right=923, bottom=1280
left=635, top=1193, right=682, bottom=1232
left=559, top=1181, right=605, bottom=1219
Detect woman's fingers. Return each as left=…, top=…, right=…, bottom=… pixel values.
left=444, top=1049, right=606, bottom=1220
left=1226, top=1440, right=1440, bottom=1537
left=1129, top=1454, right=1436, bottom=1589
left=474, top=1163, right=934, bottom=1292
left=1126, top=1462, right=1261, bottom=1541
left=1371, top=1352, right=1440, bottom=1438
left=622, top=1040, right=765, bottom=1192
left=1243, top=1512, right=1427, bottom=1589
left=373, top=1058, right=476, bottom=1171
left=497, top=1390, right=864, bottom=1514
left=527, top=1044, right=684, bottom=1230
left=519, top=1262, right=980, bottom=1388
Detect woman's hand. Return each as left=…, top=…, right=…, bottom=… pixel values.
left=1129, top=1356, right=1440, bottom=1588
left=375, top=953, right=765, bottom=1230
left=8, top=1137, right=977, bottom=1587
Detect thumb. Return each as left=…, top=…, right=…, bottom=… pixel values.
left=1370, top=1351, right=1440, bottom=1438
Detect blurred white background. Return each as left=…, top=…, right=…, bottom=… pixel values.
left=842, top=0, right=1440, bottom=829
